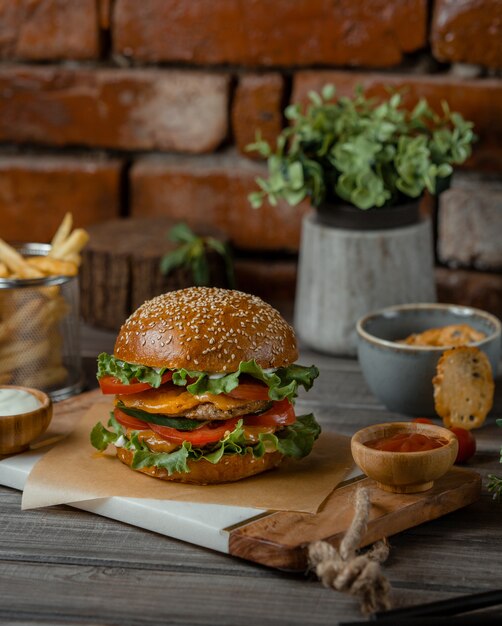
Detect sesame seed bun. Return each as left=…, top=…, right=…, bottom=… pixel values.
left=116, top=447, right=284, bottom=485
left=114, top=287, right=298, bottom=372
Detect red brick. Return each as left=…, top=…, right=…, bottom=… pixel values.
left=130, top=151, right=309, bottom=252
left=232, top=74, right=284, bottom=158
left=438, top=173, right=502, bottom=271
left=432, top=0, right=502, bottom=70
left=113, top=0, right=427, bottom=67
left=0, top=0, right=100, bottom=60
left=0, top=155, right=122, bottom=243
left=0, top=66, right=229, bottom=152
left=293, top=71, right=502, bottom=172
left=436, top=267, right=502, bottom=320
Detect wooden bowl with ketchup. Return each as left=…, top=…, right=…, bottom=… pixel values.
left=351, top=422, right=458, bottom=494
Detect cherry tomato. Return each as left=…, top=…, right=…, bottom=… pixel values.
left=114, top=407, right=147, bottom=430
left=412, top=418, right=434, bottom=424
left=450, top=427, right=476, bottom=464
left=226, top=382, right=270, bottom=401
left=149, top=417, right=240, bottom=447
left=244, top=399, right=296, bottom=428
left=99, top=372, right=172, bottom=395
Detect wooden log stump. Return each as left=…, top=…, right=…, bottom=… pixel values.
left=294, top=212, right=437, bottom=356
left=80, top=218, right=228, bottom=331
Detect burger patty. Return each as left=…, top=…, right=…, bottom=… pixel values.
left=179, top=399, right=272, bottom=421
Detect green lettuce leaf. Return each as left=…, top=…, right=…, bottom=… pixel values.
left=90, top=420, right=120, bottom=451
left=253, top=413, right=321, bottom=459
left=130, top=440, right=192, bottom=474
left=98, top=352, right=319, bottom=403
left=89, top=413, right=321, bottom=476
left=97, top=353, right=166, bottom=387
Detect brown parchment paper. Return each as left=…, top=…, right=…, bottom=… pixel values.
left=22, top=402, right=354, bottom=512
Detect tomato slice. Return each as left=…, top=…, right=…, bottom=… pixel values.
left=244, top=399, right=295, bottom=428
left=114, top=407, right=147, bottom=430
left=149, top=417, right=240, bottom=447
left=99, top=372, right=173, bottom=395
left=226, top=382, right=270, bottom=401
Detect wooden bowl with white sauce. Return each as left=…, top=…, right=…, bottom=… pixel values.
left=0, top=385, right=52, bottom=455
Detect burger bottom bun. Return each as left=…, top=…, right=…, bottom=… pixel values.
left=116, top=447, right=284, bottom=485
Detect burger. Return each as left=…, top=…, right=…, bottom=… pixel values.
left=90, top=287, right=320, bottom=484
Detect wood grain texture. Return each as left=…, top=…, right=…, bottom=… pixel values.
left=1, top=335, right=501, bottom=625
left=228, top=468, right=481, bottom=570
left=295, top=213, right=437, bottom=356
left=80, top=218, right=229, bottom=331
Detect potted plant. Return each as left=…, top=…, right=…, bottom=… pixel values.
left=248, top=86, right=475, bottom=355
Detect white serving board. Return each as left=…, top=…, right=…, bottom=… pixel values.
left=0, top=450, right=267, bottom=553
left=0, top=450, right=361, bottom=555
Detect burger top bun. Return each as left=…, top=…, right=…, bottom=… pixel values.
left=114, top=287, right=298, bottom=372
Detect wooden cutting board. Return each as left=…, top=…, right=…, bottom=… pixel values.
left=0, top=390, right=482, bottom=571
left=228, top=468, right=481, bottom=570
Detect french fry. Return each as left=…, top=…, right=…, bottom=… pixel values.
left=0, top=295, right=69, bottom=342
left=0, top=372, right=12, bottom=384
left=0, top=298, right=42, bottom=342
left=50, top=212, right=73, bottom=252
left=0, top=239, right=44, bottom=279
left=0, top=214, right=89, bottom=391
left=27, top=256, right=78, bottom=277
left=50, top=229, right=89, bottom=262
left=64, top=253, right=82, bottom=267
left=0, top=338, right=50, bottom=374
left=24, top=365, right=68, bottom=389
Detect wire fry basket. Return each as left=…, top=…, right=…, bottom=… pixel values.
left=0, top=243, right=83, bottom=401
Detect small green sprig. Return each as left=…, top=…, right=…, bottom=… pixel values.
left=487, top=418, right=502, bottom=499
left=487, top=475, right=502, bottom=500
left=160, top=223, right=235, bottom=288
left=248, top=85, right=475, bottom=211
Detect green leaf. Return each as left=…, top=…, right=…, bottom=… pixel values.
left=288, top=161, right=304, bottom=190
left=98, top=354, right=319, bottom=403
left=321, top=84, right=336, bottom=101
left=168, top=222, right=197, bottom=244
left=173, top=360, right=319, bottom=402
left=247, top=85, right=475, bottom=210
left=308, top=90, right=322, bottom=106
left=97, top=353, right=166, bottom=387
left=160, top=243, right=191, bottom=276
left=191, top=251, right=210, bottom=286
left=258, top=413, right=321, bottom=459
left=248, top=191, right=265, bottom=209
left=90, top=421, right=119, bottom=451
left=132, top=442, right=191, bottom=474
left=89, top=412, right=322, bottom=475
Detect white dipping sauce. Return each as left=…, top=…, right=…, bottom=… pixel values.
left=0, top=388, right=41, bottom=416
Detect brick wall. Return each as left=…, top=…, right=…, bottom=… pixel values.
left=0, top=0, right=501, bottom=316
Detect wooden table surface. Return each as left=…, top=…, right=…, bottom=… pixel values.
left=1, top=327, right=501, bottom=626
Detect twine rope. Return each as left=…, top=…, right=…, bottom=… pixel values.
left=308, top=487, right=392, bottom=615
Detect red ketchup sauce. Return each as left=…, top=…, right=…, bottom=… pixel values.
left=364, top=432, right=448, bottom=453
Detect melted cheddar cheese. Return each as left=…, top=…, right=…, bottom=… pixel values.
left=117, top=388, right=251, bottom=415
left=128, top=429, right=179, bottom=453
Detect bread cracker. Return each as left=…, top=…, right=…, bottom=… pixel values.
left=436, top=324, right=485, bottom=347
left=433, top=346, right=494, bottom=430
left=400, top=324, right=486, bottom=347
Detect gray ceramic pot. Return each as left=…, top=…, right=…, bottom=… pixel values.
left=356, top=303, right=501, bottom=417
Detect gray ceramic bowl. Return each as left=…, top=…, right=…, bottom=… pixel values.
left=356, top=303, right=501, bottom=416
